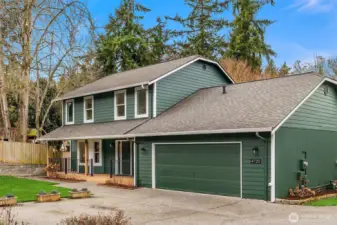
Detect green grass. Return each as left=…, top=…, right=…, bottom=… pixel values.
left=0, top=176, right=71, bottom=202
left=305, top=197, right=337, bottom=206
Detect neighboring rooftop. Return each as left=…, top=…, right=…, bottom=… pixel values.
left=57, top=55, right=233, bottom=101
left=128, top=73, right=324, bottom=136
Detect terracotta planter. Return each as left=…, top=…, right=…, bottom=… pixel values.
left=36, top=193, right=61, bottom=202
left=0, top=197, right=17, bottom=206
left=69, top=191, right=91, bottom=199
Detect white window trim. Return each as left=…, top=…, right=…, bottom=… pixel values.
left=83, top=96, right=94, bottom=123
left=114, top=89, right=127, bottom=120
left=134, top=86, right=149, bottom=118
left=77, top=140, right=85, bottom=166
left=65, top=99, right=75, bottom=125
left=92, top=139, right=102, bottom=166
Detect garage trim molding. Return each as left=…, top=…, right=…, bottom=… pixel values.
left=151, top=142, right=243, bottom=198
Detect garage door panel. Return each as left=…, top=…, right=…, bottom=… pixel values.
left=157, top=165, right=240, bottom=181
left=155, top=143, right=241, bottom=197
left=158, top=176, right=240, bottom=196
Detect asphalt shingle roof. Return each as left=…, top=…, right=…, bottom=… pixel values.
left=58, top=55, right=204, bottom=100
left=39, top=119, right=147, bottom=141
left=128, top=73, right=323, bottom=135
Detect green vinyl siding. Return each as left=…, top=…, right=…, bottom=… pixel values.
left=283, top=83, right=337, bottom=131
left=126, top=88, right=135, bottom=120
left=156, top=61, right=231, bottom=115
left=276, top=82, right=337, bottom=198
left=94, top=92, right=114, bottom=123
left=156, top=143, right=241, bottom=196
left=74, top=98, right=83, bottom=124
left=275, top=127, right=337, bottom=198
left=71, top=140, right=77, bottom=171
left=136, top=133, right=270, bottom=200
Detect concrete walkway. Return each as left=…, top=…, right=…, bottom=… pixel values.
left=10, top=179, right=336, bottom=224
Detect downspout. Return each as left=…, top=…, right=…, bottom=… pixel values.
left=255, top=132, right=267, bottom=142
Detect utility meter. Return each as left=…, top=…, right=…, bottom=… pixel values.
left=300, top=159, right=308, bottom=171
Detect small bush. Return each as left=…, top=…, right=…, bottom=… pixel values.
left=0, top=207, right=28, bottom=225
left=61, top=210, right=130, bottom=225
left=71, top=189, right=78, bottom=192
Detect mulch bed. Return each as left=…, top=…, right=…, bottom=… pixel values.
left=285, top=189, right=337, bottom=200
left=97, top=183, right=137, bottom=190
left=42, top=177, right=85, bottom=183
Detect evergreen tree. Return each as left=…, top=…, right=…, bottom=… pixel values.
left=278, top=62, right=291, bottom=76
left=263, top=60, right=278, bottom=78
left=96, top=0, right=164, bottom=75
left=226, top=0, right=276, bottom=70
left=166, top=0, right=229, bottom=60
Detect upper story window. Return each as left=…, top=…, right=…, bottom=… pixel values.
left=84, top=96, right=94, bottom=123
left=65, top=99, right=74, bottom=125
left=114, top=90, right=126, bottom=120
left=135, top=87, right=148, bottom=118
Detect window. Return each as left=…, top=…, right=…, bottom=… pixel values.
left=94, top=141, right=100, bottom=164
left=78, top=141, right=85, bottom=164
left=135, top=87, right=148, bottom=118
left=114, top=90, right=126, bottom=120
left=65, top=99, right=74, bottom=125
left=84, top=96, right=94, bottom=123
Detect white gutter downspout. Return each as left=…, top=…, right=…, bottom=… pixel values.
left=270, top=131, right=276, bottom=202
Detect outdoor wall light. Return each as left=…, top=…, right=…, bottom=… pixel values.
left=252, top=147, right=259, bottom=156
left=141, top=147, right=146, bottom=152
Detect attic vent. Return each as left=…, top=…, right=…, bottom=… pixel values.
left=222, top=86, right=226, bottom=94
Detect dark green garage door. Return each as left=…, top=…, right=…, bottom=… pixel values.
left=155, top=143, right=241, bottom=197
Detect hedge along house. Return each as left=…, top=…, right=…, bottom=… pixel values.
left=40, top=55, right=337, bottom=202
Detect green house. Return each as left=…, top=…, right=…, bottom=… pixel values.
left=40, top=55, right=337, bottom=202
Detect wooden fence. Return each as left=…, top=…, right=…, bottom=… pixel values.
left=0, top=141, right=52, bottom=165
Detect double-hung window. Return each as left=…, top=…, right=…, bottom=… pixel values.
left=84, top=96, right=94, bottom=123
left=65, top=99, right=74, bottom=125
left=135, top=87, right=148, bottom=118
left=114, top=90, right=126, bottom=120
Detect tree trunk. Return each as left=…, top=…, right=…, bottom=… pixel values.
left=0, top=9, right=11, bottom=140
left=20, top=0, right=33, bottom=142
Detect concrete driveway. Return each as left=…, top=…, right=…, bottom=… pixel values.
left=10, top=179, right=335, bottom=225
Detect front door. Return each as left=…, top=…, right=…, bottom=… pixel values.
left=116, top=140, right=133, bottom=175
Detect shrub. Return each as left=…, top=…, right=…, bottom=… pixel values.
left=61, top=210, right=130, bottom=225
left=0, top=207, right=28, bottom=225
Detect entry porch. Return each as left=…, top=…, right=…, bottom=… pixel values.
left=48, top=139, right=135, bottom=187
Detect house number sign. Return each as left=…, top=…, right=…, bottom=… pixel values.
left=250, top=158, right=262, bottom=164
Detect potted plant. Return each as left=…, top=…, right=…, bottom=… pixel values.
left=69, top=188, right=91, bottom=199
left=36, top=190, right=61, bottom=202
left=44, top=163, right=60, bottom=178
left=0, top=194, right=17, bottom=206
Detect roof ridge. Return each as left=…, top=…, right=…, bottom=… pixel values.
left=199, top=72, right=323, bottom=91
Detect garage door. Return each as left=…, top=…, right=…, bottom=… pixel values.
left=154, top=142, right=241, bottom=197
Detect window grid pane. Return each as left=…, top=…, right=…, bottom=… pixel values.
left=137, top=89, right=147, bottom=115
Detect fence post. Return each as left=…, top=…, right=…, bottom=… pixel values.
left=65, top=158, right=68, bottom=174
left=90, top=159, right=94, bottom=176
left=110, top=159, right=113, bottom=178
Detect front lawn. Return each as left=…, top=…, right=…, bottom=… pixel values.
left=0, top=176, right=71, bottom=202
left=305, top=197, right=337, bottom=206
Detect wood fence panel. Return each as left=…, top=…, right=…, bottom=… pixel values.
left=0, top=141, right=50, bottom=165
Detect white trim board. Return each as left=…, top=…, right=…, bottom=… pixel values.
left=151, top=142, right=242, bottom=198
left=83, top=96, right=94, bottom=123
left=134, top=86, right=149, bottom=118
left=148, top=57, right=234, bottom=84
